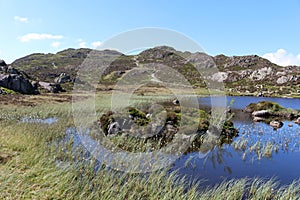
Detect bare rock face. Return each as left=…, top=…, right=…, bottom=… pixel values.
left=250, top=67, right=272, bottom=81
left=39, top=81, right=64, bottom=93
left=277, top=76, right=288, bottom=84
left=0, top=73, right=38, bottom=94
left=210, top=72, right=228, bottom=82
left=54, top=73, right=70, bottom=84
left=0, top=60, right=8, bottom=72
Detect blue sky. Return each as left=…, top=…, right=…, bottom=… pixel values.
left=1, top=0, right=300, bottom=65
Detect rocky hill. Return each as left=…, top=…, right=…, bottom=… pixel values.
left=1, top=46, right=299, bottom=97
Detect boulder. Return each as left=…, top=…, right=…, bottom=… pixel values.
left=0, top=88, right=6, bottom=95
left=107, top=121, right=121, bottom=135
left=253, top=117, right=265, bottom=122
left=0, top=59, right=7, bottom=66
left=54, top=73, right=70, bottom=84
left=295, top=117, right=300, bottom=125
left=252, top=110, right=269, bottom=117
left=0, top=74, right=38, bottom=94
left=276, top=76, right=288, bottom=84
left=270, top=121, right=283, bottom=129
left=172, top=99, right=179, bottom=105
left=7, top=66, right=19, bottom=74
left=0, top=60, right=7, bottom=72
left=39, top=81, right=64, bottom=93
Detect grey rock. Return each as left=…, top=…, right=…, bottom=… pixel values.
left=107, top=121, right=121, bottom=135
left=0, top=74, right=38, bottom=94
left=54, top=73, right=70, bottom=84
left=252, top=110, right=269, bottom=117
left=295, top=117, right=300, bottom=125
left=0, top=59, right=7, bottom=67
left=253, top=117, right=265, bottom=122
left=7, top=66, right=19, bottom=74
left=250, top=67, right=272, bottom=81
left=39, top=81, right=63, bottom=93
left=270, top=121, right=283, bottom=129
left=210, top=72, right=228, bottom=82
left=276, top=76, right=288, bottom=84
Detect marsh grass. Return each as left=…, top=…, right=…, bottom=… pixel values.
left=1, top=94, right=300, bottom=199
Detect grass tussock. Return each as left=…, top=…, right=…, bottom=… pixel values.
left=1, top=94, right=300, bottom=199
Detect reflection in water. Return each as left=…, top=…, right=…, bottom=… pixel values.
left=61, top=96, right=299, bottom=187
left=20, top=117, right=58, bottom=125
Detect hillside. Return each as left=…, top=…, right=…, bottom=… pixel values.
left=2, top=46, right=300, bottom=97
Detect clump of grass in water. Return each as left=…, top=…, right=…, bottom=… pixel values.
left=1, top=96, right=300, bottom=199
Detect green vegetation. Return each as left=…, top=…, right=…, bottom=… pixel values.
left=1, top=94, right=300, bottom=199
left=0, top=86, right=17, bottom=94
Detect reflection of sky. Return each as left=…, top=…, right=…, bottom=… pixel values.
left=173, top=120, right=300, bottom=187
left=198, top=96, right=300, bottom=110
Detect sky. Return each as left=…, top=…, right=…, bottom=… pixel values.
left=0, top=0, right=300, bottom=66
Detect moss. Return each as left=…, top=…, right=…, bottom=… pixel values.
left=128, top=107, right=150, bottom=126
left=246, top=101, right=283, bottom=112
left=0, top=87, right=18, bottom=94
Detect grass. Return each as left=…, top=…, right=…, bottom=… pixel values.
left=1, top=92, right=300, bottom=199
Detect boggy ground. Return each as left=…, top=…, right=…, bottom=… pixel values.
left=1, top=91, right=300, bottom=199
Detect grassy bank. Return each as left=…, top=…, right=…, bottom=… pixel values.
left=0, top=93, right=300, bottom=199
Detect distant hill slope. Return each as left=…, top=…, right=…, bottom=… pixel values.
left=8, top=46, right=300, bottom=97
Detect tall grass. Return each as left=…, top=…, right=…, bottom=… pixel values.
left=1, top=94, right=300, bottom=199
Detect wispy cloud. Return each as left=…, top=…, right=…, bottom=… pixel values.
left=78, top=39, right=87, bottom=48
left=263, top=49, right=300, bottom=66
left=51, top=41, right=61, bottom=48
left=19, top=33, right=64, bottom=42
left=91, top=41, right=102, bottom=48
left=14, top=16, right=29, bottom=23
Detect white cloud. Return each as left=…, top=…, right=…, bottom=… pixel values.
left=51, top=41, right=61, bottom=48
left=91, top=41, right=102, bottom=48
left=19, top=33, right=64, bottom=42
left=263, top=49, right=300, bottom=66
left=77, top=39, right=87, bottom=48
left=14, top=16, right=29, bottom=23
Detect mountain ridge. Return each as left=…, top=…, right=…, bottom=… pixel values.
left=0, top=46, right=299, bottom=97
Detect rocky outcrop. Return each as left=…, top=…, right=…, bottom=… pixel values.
left=252, top=110, right=269, bottom=117
left=249, top=67, right=272, bottom=81
left=0, top=73, right=38, bottom=94
left=39, top=81, right=64, bottom=93
left=54, top=73, right=70, bottom=84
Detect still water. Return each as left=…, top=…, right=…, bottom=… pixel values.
left=173, top=96, right=300, bottom=186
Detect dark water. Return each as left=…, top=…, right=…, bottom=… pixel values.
left=173, top=96, right=300, bottom=186
left=64, top=96, right=300, bottom=186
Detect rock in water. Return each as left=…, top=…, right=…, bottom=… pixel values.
left=295, top=117, right=300, bottom=125
left=270, top=121, right=283, bottom=129
left=252, top=110, right=269, bottom=117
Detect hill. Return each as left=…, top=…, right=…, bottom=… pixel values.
left=1, top=46, right=299, bottom=97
